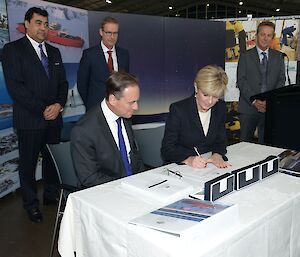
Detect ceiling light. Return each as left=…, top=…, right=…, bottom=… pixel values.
left=106, top=0, right=112, bottom=3
left=169, top=6, right=173, bottom=10
left=239, top=1, right=243, bottom=5
left=238, top=10, right=242, bottom=13
left=276, top=8, right=280, bottom=12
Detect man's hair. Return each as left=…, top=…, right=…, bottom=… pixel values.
left=24, top=7, right=48, bottom=22
left=105, top=72, right=139, bottom=100
left=257, top=21, right=275, bottom=35
left=195, top=65, right=228, bottom=98
left=101, top=16, right=119, bottom=30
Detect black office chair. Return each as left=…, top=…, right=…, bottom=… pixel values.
left=133, top=123, right=165, bottom=168
left=47, top=141, right=79, bottom=257
left=60, top=121, right=76, bottom=142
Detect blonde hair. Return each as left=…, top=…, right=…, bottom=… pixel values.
left=195, top=65, right=228, bottom=98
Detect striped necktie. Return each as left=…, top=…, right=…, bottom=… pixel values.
left=39, top=44, right=49, bottom=77
left=261, top=52, right=267, bottom=92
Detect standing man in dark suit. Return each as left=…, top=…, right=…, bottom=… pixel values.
left=2, top=7, right=68, bottom=223
left=237, top=21, right=285, bottom=143
left=71, top=72, right=144, bottom=188
left=77, top=16, right=129, bottom=111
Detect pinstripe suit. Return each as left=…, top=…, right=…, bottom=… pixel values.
left=2, top=36, right=68, bottom=210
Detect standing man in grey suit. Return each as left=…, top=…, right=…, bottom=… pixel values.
left=71, top=72, right=144, bottom=188
left=77, top=16, right=129, bottom=111
left=237, top=21, right=285, bottom=143
left=2, top=7, right=68, bottom=223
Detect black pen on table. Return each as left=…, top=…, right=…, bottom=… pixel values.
left=148, top=179, right=168, bottom=188
left=166, top=168, right=182, bottom=178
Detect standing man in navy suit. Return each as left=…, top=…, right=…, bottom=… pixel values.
left=237, top=21, right=285, bottom=143
left=2, top=7, right=68, bottom=223
left=77, top=16, right=129, bottom=111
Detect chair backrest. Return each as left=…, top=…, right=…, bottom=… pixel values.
left=47, top=142, right=78, bottom=188
left=133, top=123, right=165, bottom=168
left=60, top=121, right=76, bottom=142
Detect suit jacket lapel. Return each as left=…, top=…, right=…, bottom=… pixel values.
left=189, top=96, right=205, bottom=136
left=22, top=37, right=49, bottom=78
left=96, top=106, right=126, bottom=175
left=22, top=37, right=43, bottom=68
left=206, top=105, right=217, bottom=138
left=99, top=45, right=110, bottom=77
left=124, top=119, right=135, bottom=150
left=97, top=106, right=119, bottom=152
left=267, top=49, right=276, bottom=83
left=250, top=48, right=262, bottom=75
left=116, top=47, right=123, bottom=70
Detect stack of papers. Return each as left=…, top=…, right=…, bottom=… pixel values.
left=121, top=172, right=193, bottom=204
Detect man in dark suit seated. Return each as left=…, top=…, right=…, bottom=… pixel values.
left=77, top=16, right=129, bottom=111
left=2, top=7, right=68, bottom=223
left=237, top=21, right=285, bottom=143
left=71, top=72, right=144, bottom=188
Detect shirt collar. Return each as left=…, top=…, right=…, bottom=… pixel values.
left=101, top=99, right=119, bottom=123
left=256, top=46, right=269, bottom=56
left=101, top=41, right=116, bottom=53
left=26, top=34, right=45, bottom=48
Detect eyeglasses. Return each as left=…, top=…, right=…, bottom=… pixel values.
left=103, top=31, right=119, bottom=37
left=163, top=168, right=182, bottom=179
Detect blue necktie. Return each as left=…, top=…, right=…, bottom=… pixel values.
left=39, top=44, right=49, bottom=77
left=261, top=52, right=267, bottom=92
left=116, top=118, right=133, bottom=176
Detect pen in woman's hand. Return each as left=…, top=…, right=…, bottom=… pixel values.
left=193, top=147, right=207, bottom=168
left=194, top=147, right=201, bottom=157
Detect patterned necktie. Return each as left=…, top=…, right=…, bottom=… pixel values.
left=107, top=50, right=114, bottom=74
left=39, top=44, right=49, bottom=77
left=261, top=52, right=267, bottom=92
left=116, top=118, right=133, bottom=176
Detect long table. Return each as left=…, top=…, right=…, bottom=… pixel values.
left=58, top=142, right=300, bottom=257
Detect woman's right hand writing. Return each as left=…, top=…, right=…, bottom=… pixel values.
left=183, top=156, right=207, bottom=168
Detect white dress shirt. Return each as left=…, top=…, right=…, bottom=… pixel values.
left=256, top=46, right=269, bottom=63
left=101, top=41, right=119, bottom=71
left=198, top=109, right=211, bottom=136
left=101, top=100, right=131, bottom=159
left=26, top=34, right=48, bottom=60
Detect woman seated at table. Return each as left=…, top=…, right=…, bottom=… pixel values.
left=161, top=65, right=231, bottom=169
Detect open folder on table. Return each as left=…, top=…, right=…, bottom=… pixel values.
left=121, top=172, right=193, bottom=204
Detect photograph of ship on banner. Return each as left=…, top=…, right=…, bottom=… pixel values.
left=16, top=21, right=84, bottom=48
left=6, top=0, right=89, bottom=63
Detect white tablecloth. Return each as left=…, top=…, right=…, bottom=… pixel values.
left=58, top=142, right=300, bottom=257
